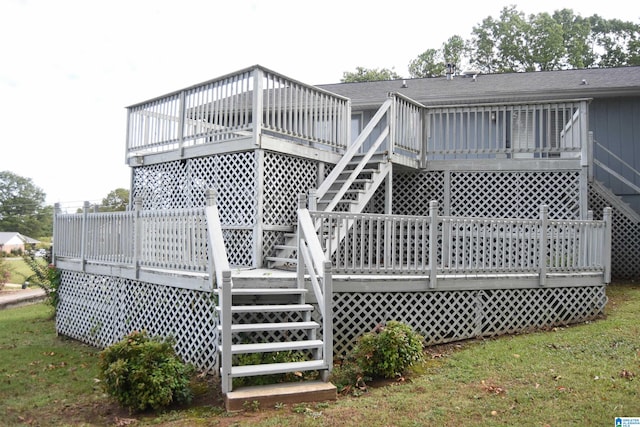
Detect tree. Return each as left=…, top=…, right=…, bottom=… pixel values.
left=409, top=48, right=445, bottom=78
left=408, top=36, right=469, bottom=78
left=467, top=6, right=640, bottom=72
left=100, top=188, right=130, bottom=212
left=341, top=67, right=401, bottom=83
left=0, top=171, right=52, bottom=238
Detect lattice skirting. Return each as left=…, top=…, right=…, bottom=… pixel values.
left=56, top=271, right=219, bottom=372
left=331, top=285, right=607, bottom=356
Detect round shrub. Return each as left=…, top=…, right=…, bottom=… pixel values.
left=352, top=321, right=424, bottom=379
left=98, top=330, right=194, bottom=411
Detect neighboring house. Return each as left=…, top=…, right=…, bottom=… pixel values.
left=0, top=232, right=40, bottom=254
left=52, top=65, right=637, bottom=403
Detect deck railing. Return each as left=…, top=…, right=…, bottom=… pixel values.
left=310, top=202, right=612, bottom=287
left=126, top=66, right=351, bottom=159
left=425, top=100, right=589, bottom=159
left=53, top=201, right=209, bottom=274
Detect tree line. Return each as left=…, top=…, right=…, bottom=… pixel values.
left=0, top=171, right=129, bottom=240
left=342, top=6, right=640, bottom=82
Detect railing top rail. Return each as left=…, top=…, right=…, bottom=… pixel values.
left=388, top=91, right=427, bottom=109
left=425, top=98, right=592, bottom=110
left=127, top=65, right=349, bottom=110
left=311, top=209, right=605, bottom=225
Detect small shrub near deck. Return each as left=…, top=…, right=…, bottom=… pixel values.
left=352, top=320, right=425, bottom=379
left=98, top=330, right=194, bottom=411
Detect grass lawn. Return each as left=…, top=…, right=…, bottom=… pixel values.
left=0, top=283, right=638, bottom=426
left=3, top=257, right=45, bottom=285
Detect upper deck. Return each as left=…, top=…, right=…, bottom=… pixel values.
left=125, top=65, right=590, bottom=172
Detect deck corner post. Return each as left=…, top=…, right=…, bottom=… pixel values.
left=428, top=200, right=439, bottom=289
left=80, top=201, right=90, bottom=272
left=178, top=90, right=186, bottom=156
left=539, top=205, right=549, bottom=287
left=252, top=67, right=264, bottom=147
left=52, top=203, right=61, bottom=265
left=603, top=206, right=613, bottom=284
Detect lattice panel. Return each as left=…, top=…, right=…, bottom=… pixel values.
left=56, top=271, right=219, bottom=372
left=589, top=183, right=640, bottom=279
left=263, top=152, right=318, bottom=226
left=450, top=171, right=581, bottom=219
left=331, top=286, right=606, bottom=356
left=480, top=287, right=607, bottom=335
left=369, top=171, right=445, bottom=215
left=131, top=152, right=257, bottom=267
left=262, top=230, right=285, bottom=264
left=132, top=161, right=190, bottom=210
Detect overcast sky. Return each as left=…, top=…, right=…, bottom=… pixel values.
left=2, top=0, right=639, bottom=210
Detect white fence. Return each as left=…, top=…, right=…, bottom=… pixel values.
left=310, top=202, right=612, bottom=286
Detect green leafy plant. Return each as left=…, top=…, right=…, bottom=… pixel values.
left=21, top=252, right=60, bottom=310
left=0, top=257, right=10, bottom=290
left=232, top=350, right=317, bottom=388
left=98, top=330, right=194, bottom=411
left=352, top=321, right=425, bottom=379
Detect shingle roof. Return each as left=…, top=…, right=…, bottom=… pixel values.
left=0, top=232, right=40, bottom=245
left=317, top=66, right=640, bottom=108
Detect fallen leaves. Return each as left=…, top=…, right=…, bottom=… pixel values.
left=480, top=380, right=507, bottom=395
left=619, top=369, right=635, bottom=380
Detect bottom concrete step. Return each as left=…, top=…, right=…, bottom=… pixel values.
left=225, top=380, right=337, bottom=411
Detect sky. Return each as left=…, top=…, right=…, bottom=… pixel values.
left=2, top=0, right=639, bottom=211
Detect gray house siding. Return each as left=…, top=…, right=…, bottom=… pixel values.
left=591, top=97, right=640, bottom=212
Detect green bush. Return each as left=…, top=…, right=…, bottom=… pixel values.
left=0, top=257, right=9, bottom=290
left=352, top=321, right=424, bottom=379
left=98, top=331, right=194, bottom=411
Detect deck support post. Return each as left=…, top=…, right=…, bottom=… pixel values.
left=539, top=205, right=549, bottom=287
left=428, top=201, right=439, bottom=289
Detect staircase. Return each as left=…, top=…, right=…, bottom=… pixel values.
left=214, top=285, right=328, bottom=380
left=267, top=98, right=395, bottom=268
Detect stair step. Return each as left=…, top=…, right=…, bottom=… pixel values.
left=218, top=304, right=313, bottom=313
left=231, top=339, right=324, bottom=354
left=224, top=380, right=336, bottom=411
left=341, top=167, right=379, bottom=175
left=214, top=288, right=307, bottom=296
left=274, top=244, right=296, bottom=250
left=229, top=360, right=328, bottom=378
left=219, top=321, right=319, bottom=333
left=265, top=256, right=298, bottom=264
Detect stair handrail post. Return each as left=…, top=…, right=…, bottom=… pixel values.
left=428, top=201, right=439, bottom=289
left=603, top=206, right=612, bottom=284
left=81, top=201, right=90, bottom=272
left=322, top=260, right=333, bottom=379
left=539, top=205, right=549, bottom=287
left=587, top=131, right=594, bottom=183
left=133, top=197, right=142, bottom=279
left=308, top=189, right=317, bottom=211
left=220, top=269, right=233, bottom=394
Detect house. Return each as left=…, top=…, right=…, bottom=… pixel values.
left=0, top=232, right=40, bottom=255
left=52, top=65, right=636, bottom=404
